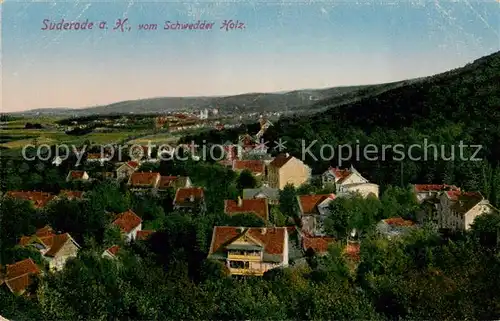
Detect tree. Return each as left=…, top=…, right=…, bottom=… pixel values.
left=236, top=170, right=257, bottom=191
left=279, top=184, right=298, bottom=219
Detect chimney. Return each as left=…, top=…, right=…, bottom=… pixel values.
left=190, top=194, right=195, bottom=202
left=237, top=196, right=243, bottom=207
left=285, top=153, right=290, bottom=158
left=261, top=227, right=267, bottom=235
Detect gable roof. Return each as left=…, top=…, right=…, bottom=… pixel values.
left=105, top=245, right=120, bottom=257
left=112, top=210, right=142, bottom=233
left=44, top=233, right=77, bottom=257
left=232, top=160, right=265, bottom=174
left=136, top=230, right=155, bottom=241
left=269, top=154, right=293, bottom=168
left=414, top=184, right=460, bottom=192
left=297, top=194, right=336, bottom=215
left=209, top=226, right=287, bottom=260
left=381, top=217, right=416, bottom=227
left=224, top=199, right=269, bottom=221
left=325, top=167, right=352, bottom=184
left=174, top=187, right=205, bottom=206
left=4, top=258, right=41, bottom=294
left=128, top=172, right=160, bottom=187
left=302, top=235, right=335, bottom=254
left=158, top=176, right=180, bottom=189
left=5, top=191, right=55, bottom=208
left=68, top=170, right=88, bottom=179
left=19, top=225, right=55, bottom=246
left=445, top=190, right=485, bottom=215
left=126, top=161, right=140, bottom=169
left=58, top=190, right=84, bottom=200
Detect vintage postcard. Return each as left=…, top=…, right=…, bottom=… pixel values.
left=1, top=0, right=500, bottom=320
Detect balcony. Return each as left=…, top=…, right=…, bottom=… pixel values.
left=227, top=253, right=262, bottom=262
left=229, top=268, right=265, bottom=276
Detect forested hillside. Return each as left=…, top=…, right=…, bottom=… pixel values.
left=184, top=51, right=500, bottom=205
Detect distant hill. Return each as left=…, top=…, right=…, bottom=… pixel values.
left=11, top=81, right=411, bottom=117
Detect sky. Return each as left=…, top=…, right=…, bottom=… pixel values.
left=1, top=0, right=499, bottom=112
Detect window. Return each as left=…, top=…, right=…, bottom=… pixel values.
left=229, top=261, right=249, bottom=269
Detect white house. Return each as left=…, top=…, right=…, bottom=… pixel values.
left=322, top=166, right=379, bottom=198
left=437, top=190, right=499, bottom=231
left=111, top=210, right=143, bottom=242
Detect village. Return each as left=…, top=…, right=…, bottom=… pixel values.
left=1, top=118, right=498, bottom=295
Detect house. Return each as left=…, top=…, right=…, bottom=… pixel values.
left=302, top=235, right=335, bottom=256
left=157, top=176, right=192, bottom=191
left=437, top=190, right=499, bottom=231
left=224, top=197, right=269, bottom=222
left=111, top=210, right=143, bottom=242
left=4, top=191, right=55, bottom=208
left=267, top=153, right=311, bottom=190
left=242, top=186, right=280, bottom=205
left=86, top=153, right=111, bottom=164
left=116, top=161, right=140, bottom=181
left=413, top=184, right=460, bottom=203
left=297, top=194, right=336, bottom=236
left=66, top=170, right=89, bottom=182
left=102, top=245, right=120, bottom=259
left=19, top=227, right=80, bottom=271
left=232, top=160, right=265, bottom=176
left=1, top=258, right=41, bottom=295
left=322, top=166, right=379, bottom=198
left=58, top=190, right=84, bottom=200
left=127, top=172, right=161, bottom=191
left=136, top=230, right=155, bottom=241
left=376, top=217, right=417, bottom=239
left=173, top=187, right=206, bottom=213
left=207, top=226, right=289, bottom=276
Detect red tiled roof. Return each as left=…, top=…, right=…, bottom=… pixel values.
left=69, top=170, right=87, bottom=179
left=446, top=191, right=484, bottom=214
left=106, top=245, right=120, bottom=256
left=4, top=258, right=41, bottom=294
left=158, top=176, right=179, bottom=189
left=136, top=230, right=155, bottom=241
left=382, top=217, right=416, bottom=227
left=414, top=184, right=460, bottom=192
left=59, top=190, right=84, bottom=200
left=5, top=191, right=55, bottom=208
left=127, top=161, right=139, bottom=169
left=232, top=160, right=265, bottom=174
left=174, top=187, right=205, bottom=205
left=224, top=199, right=269, bottom=221
left=112, top=210, right=142, bottom=234
left=302, top=236, right=335, bottom=253
left=298, top=194, right=336, bottom=215
left=44, top=233, right=72, bottom=257
left=19, top=226, right=55, bottom=246
left=128, top=172, right=160, bottom=187
left=209, top=226, right=287, bottom=256
left=269, top=154, right=293, bottom=168
left=446, top=190, right=482, bottom=201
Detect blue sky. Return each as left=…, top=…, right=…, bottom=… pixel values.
left=2, top=0, right=499, bottom=111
